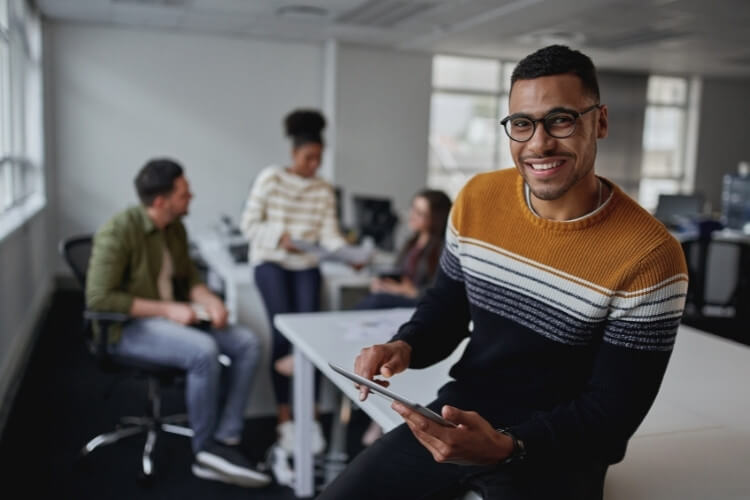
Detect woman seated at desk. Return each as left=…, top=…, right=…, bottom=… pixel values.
left=352, top=188, right=451, bottom=447
left=355, top=189, right=452, bottom=310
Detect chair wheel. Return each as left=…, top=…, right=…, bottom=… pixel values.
left=137, top=471, right=156, bottom=487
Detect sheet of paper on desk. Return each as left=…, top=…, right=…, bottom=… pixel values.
left=291, top=239, right=374, bottom=265
left=340, top=309, right=414, bottom=342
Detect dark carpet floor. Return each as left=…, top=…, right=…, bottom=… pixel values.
left=0, top=289, right=371, bottom=499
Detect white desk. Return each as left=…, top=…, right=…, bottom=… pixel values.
left=275, top=311, right=750, bottom=499
left=194, top=233, right=390, bottom=418
left=194, top=233, right=378, bottom=320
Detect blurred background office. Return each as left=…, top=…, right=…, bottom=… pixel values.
left=2, top=0, right=750, bottom=498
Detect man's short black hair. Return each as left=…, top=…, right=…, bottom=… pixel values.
left=511, top=45, right=600, bottom=101
left=134, top=158, right=184, bottom=206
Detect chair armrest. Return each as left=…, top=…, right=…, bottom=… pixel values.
left=84, top=310, right=130, bottom=322
left=83, top=310, right=130, bottom=364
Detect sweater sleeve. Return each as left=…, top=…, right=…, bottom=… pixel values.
left=240, top=168, right=285, bottom=251
left=510, top=237, right=688, bottom=463
left=390, top=207, right=471, bottom=368
left=318, top=183, right=347, bottom=252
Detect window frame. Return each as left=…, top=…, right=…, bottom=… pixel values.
left=428, top=54, right=517, bottom=197
left=638, top=75, right=695, bottom=212
left=0, top=0, right=46, bottom=241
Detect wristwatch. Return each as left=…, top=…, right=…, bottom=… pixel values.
left=496, top=427, right=527, bottom=464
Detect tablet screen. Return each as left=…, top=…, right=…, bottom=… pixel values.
left=328, top=362, right=457, bottom=427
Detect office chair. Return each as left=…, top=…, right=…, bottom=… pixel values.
left=59, top=235, right=193, bottom=481
left=681, top=235, right=750, bottom=322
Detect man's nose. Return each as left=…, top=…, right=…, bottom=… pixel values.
left=526, top=122, right=556, bottom=150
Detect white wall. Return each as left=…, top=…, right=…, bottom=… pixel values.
left=0, top=211, right=53, bottom=427
left=694, top=78, right=750, bottom=212
left=45, top=23, right=433, bottom=417
left=334, top=44, right=431, bottom=240
left=46, top=21, right=326, bottom=244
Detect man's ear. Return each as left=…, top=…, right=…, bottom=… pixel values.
left=150, top=194, right=166, bottom=209
left=597, top=105, right=609, bottom=139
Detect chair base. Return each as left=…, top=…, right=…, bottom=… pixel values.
left=81, top=413, right=193, bottom=477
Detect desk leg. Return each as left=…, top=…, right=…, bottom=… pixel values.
left=293, top=346, right=315, bottom=497
left=225, top=278, right=237, bottom=324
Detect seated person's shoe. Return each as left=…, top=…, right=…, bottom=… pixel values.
left=195, top=442, right=271, bottom=487
left=277, top=420, right=327, bottom=455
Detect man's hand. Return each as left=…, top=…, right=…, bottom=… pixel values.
left=163, top=301, right=197, bottom=325
left=392, top=403, right=514, bottom=466
left=354, top=340, right=412, bottom=401
left=204, top=299, right=229, bottom=329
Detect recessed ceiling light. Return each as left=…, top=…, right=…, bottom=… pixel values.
left=276, top=5, right=329, bottom=19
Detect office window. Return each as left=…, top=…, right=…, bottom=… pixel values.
left=0, top=1, right=10, bottom=211
left=428, top=55, right=516, bottom=199
left=0, top=0, right=45, bottom=236
left=638, top=76, right=692, bottom=211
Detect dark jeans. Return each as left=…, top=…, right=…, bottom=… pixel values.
left=254, top=262, right=322, bottom=405
left=354, top=292, right=419, bottom=310
left=318, top=403, right=607, bottom=500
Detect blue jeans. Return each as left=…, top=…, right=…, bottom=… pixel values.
left=254, top=262, right=321, bottom=405
left=111, top=318, right=261, bottom=453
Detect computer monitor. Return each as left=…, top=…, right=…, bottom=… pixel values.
left=721, top=174, right=750, bottom=231
left=654, top=193, right=704, bottom=228
left=352, top=195, right=398, bottom=251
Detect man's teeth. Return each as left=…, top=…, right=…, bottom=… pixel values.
left=529, top=160, right=563, bottom=171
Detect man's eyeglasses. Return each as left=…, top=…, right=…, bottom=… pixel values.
left=500, top=104, right=602, bottom=143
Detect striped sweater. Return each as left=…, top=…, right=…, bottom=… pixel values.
left=240, top=166, right=346, bottom=270
left=392, top=168, right=688, bottom=464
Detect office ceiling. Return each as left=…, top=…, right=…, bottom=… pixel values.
left=34, top=0, right=750, bottom=78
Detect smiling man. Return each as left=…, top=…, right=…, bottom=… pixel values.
left=318, top=46, right=689, bottom=500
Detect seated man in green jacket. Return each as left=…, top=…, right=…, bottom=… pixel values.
left=86, top=158, right=269, bottom=487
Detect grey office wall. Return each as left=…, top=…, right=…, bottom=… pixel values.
left=596, top=72, right=648, bottom=198
left=0, top=211, right=53, bottom=430
left=334, top=44, right=431, bottom=240
left=694, top=78, right=750, bottom=213
left=45, top=21, right=325, bottom=251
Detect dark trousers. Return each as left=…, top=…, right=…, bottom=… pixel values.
left=254, top=262, right=322, bottom=405
left=318, top=406, right=607, bottom=500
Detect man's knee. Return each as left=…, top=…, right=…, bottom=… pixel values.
left=189, top=336, right=221, bottom=371
left=226, top=326, right=262, bottom=361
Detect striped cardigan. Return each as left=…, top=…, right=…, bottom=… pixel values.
left=392, top=168, right=688, bottom=464
left=240, top=166, right=346, bottom=270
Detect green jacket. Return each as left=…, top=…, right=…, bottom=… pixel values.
left=85, top=205, right=203, bottom=343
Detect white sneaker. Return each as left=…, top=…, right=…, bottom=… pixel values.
left=277, top=420, right=327, bottom=455
left=266, top=444, right=295, bottom=487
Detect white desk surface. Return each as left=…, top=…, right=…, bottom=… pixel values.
left=275, top=310, right=750, bottom=500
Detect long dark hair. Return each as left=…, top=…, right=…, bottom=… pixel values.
left=398, top=189, right=452, bottom=278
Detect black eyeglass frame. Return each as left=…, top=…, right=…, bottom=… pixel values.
left=500, top=104, right=602, bottom=143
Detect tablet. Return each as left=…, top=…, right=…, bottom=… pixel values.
left=328, top=362, right=457, bottom=428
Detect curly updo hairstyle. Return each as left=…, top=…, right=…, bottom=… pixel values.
left=284, top=109, right=326, bottom=149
